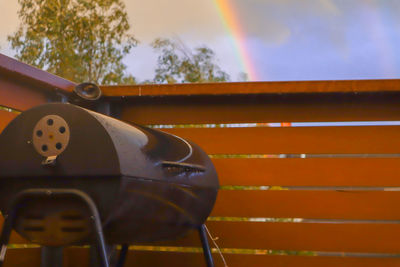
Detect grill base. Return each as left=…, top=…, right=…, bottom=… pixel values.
left=0, top=189, right=110, bottom=267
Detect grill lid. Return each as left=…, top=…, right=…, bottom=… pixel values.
left=0, top=103, right=121, bottom=178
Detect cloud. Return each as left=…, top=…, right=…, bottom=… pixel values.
left=0, top=1, right=18, bottom=35
left=124, top=0, right=225, bottom=43
left=0, top=0, right=19, bottom=52
left=233, top=0, right=347, bottom=49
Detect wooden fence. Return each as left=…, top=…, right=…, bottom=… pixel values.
left=1, top=53, right=400, bottom=266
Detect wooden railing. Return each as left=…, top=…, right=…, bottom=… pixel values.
left=1, top=53, right=400, bottom=266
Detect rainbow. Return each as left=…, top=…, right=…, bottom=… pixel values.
left=213, top=0, right=259, bottom=81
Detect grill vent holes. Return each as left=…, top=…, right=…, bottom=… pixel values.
left=32, top=115, right=70, bottom=157
left=22, top=213, right=88, bottom=234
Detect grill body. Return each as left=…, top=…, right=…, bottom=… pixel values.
left=0, top=103, right=219, bottom=246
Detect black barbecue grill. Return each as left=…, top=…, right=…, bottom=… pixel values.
left=0, top=100, right=219, bottom=267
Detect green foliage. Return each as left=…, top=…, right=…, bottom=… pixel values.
left=152, top=38, right=230, bottom=84
left=9, top=0, right=137, bottom=85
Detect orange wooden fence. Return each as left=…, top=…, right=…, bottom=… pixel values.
left=1, top=53, right=400, bottom=266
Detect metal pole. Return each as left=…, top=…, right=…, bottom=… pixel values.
left=115, top=244, right=129, bottom=267
left=0, top=194, right=20, bottom=267
left=198, top=224, right=215, bottom=267
left=41, top=247, right=63, bottom=267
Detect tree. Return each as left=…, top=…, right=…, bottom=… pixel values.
left=152, top=38, right=230, bottom=84
left=9, top=0, right=137, bottom=85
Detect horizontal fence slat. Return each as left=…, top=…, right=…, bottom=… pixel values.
left=0, top=76, right=48, bottom=111
left=213, top=158, right=400, bottom=186
left=163, top=126, right=400, bottom=154
left=6, top=248, right=400, bottom=267
left=4, top=248, right=41, bottom=267
left=212, top=191, right=400, bottom=220
left=120, top=93, right=400, bottom=124
left=150, top=221, right=400, bottom=253
left=0, top=111, right=17, bottom=133
left=103, top=80, right=400, bottom=96
left=66, top=248, right=400, bottom=267
left=116, top=251, right=400, bottom=267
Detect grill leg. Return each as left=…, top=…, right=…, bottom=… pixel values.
left=198, top=224, right=215, bottom=267
left=91, top=244, right=129, bottom=267
left=115, top=244, right=129, bottom=267
left=0, top=209, right=17, bottom=267
left=90, top=244, right=118, bottom=267
left=82, top=197, right=109, bottom=267
left=41, top=247, right=63, bottom=267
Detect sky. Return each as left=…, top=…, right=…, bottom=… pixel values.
left=1, top=0, right=400, bottom=82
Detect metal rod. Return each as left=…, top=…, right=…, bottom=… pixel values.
left=41, top=247, right=63, bottom=267
left=198, top=224, right=215, bottom=267
left=0, top=209, right=17, bottom=267
left=89, top=214, right=109, bottom=267
left=115, top=244, right=129, bottom=267
left=0, top=189, right=28, bottom=267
